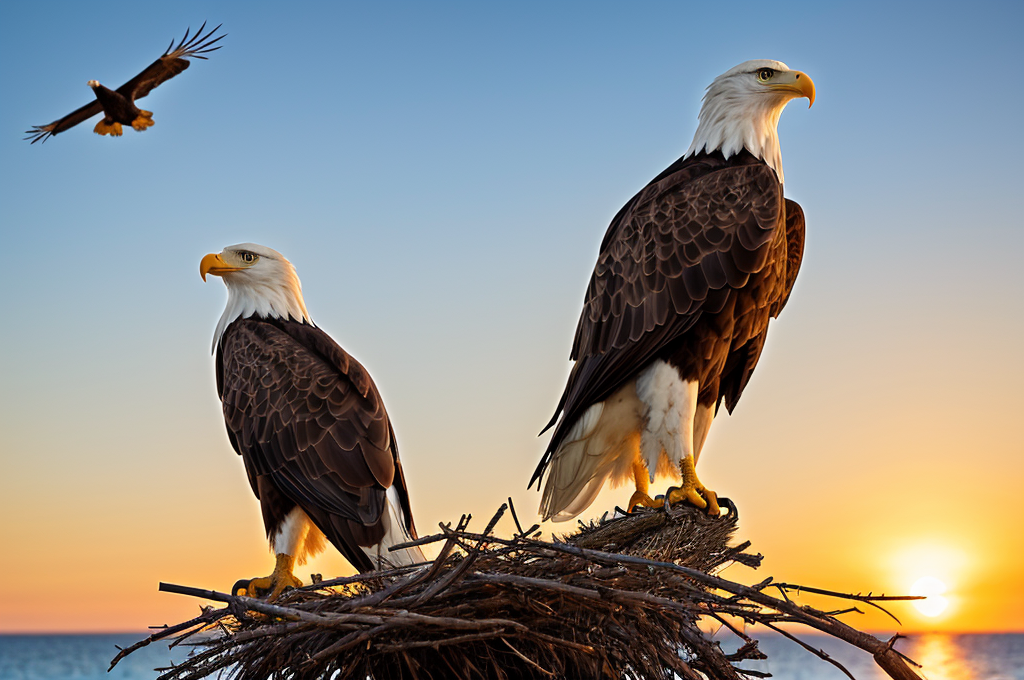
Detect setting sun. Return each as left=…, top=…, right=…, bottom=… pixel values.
left=912, top=577, right=950, bottom=618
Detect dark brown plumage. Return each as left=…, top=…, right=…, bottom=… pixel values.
left=25, top=23, right=224, bottom=144
left=531, top=149, right=805, bottom=504
left=217, top=315, right=416, bottom=573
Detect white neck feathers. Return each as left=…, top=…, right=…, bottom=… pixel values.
left=684, top=61, right=796, bottom=184
left=212, top=254, right=312, bottom=352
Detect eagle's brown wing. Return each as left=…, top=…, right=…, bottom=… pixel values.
left=773, top=198, right=806, bottom=317
left=117, top=22, right=225, bottom=101
left=217, top=317, right=413, bottom=572
left=25, top=100, right=105, bottom=143
left=532, top=155, right=786, bottom=488
left=24, top=23, right=224, bottom=144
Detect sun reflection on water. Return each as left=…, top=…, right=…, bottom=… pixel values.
left=905, top=634, right=975, bottom=680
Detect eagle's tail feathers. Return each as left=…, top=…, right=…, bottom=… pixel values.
left=539, top=385, right=643, bottom=522
left=362, top=486, right=425, bottom=569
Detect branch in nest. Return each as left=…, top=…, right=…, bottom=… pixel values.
left=112, top=501, right=924, bottom=680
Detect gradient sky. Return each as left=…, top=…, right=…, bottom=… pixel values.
left=1, top=0, right=1021, bottom=637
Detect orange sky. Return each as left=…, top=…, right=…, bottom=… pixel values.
left=3, top=363, right=1021, bottom=634
left=1, top=1, right=1022, bottom=639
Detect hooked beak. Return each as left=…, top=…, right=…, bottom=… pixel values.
left=200, top=252, right=241, bottom=281
left=770, top=70, right=815, bottom=107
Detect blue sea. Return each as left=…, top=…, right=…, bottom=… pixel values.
left=0, top=632, right=1021, bottom=679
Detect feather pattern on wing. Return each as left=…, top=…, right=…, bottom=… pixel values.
left=24, top=23, right=224, bottom=143
left=531, top=150, right=805, bottom=491
left=216, top=316, right=416, bottom=573
left=118, top=22, right=224, bottom=101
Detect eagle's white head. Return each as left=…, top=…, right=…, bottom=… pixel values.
left=684, top=59, right=815, bottom=184
left=201, top=243, right=312, bottom=351
left=87, top=80, right=100, bottom=89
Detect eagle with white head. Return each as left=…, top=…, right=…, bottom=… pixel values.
left=531, top=60, right=814, bottom=520
left=201, top=243, right=423, bottom=598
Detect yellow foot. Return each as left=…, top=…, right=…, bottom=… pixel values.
left=239, top=553, right=302, bottom=600
left=627, top=489, right=663, bottom=513
left=665, top=456, right=720, bottom=516
left=93, top=120, right=123, bottom=136
left=131, top=115, right=155, bottom=131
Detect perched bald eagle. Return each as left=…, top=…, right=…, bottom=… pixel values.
left=25, top=23, right=224, bottom=144
left=201, top=244, right=423, bottom=598
left=531, top=60, right=814, bottom=522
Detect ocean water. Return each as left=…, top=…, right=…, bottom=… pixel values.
left=0, top=635, right=188, bottom=680
left=733, top=633, right=1024, bottom=680
left=0, top=632, right=1020, bottom=679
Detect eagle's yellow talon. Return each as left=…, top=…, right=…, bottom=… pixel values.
left=666, top=485, right=708, bottom=510
left=704, top=489, right=720, bottom=516
left=241, top=553, right=302, bottom=600
left=627, top=490, right=663, bottom=513
left=94, top=120, right=123, bottom=136
left=666, top=457, right=721, bottom=516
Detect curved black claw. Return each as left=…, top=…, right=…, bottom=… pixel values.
left=622, top=500, right=664, bottom=516
left=663, top=487, right=681, bottom=510
left=230, top=579, right=252, bottom=597
left=606, top=505, right=655, bottom=522
left=717, top=496, right=738, bottom=521
left=617, top=495, right=737, bottom=521
left=663, top=487, right=731, bottom=518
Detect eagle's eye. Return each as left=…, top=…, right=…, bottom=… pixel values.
left=756, top=68, right=775, bottom=82
left=238, top=251, right=258, bottom=264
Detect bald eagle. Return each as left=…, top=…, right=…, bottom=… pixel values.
left=25, top=23, right=224, bottom=144
left=531, top=60, right=814, bottom=522
left=201, top=244, right=423, bottom=598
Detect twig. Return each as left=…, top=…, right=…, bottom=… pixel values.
left=114, top=503, right=921, bottom=680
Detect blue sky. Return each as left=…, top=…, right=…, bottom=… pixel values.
left=0, top=1, right=1021, bottom=632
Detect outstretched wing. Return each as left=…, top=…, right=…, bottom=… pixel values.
left=24, top=99, right=105, bottom=144
left=531, top=155, right=784, bottom=487
left=217, top=317, right=414, bottom=571
left=24, top=23, right=224, bottom=144
left=117, top=22, right=225, bottom=101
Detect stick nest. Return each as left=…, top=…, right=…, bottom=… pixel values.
left=112, top=500, right=923, bottom=680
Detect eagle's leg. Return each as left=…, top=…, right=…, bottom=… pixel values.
left=244, top=553, right=303, bottom=600
left=627, top=457, right=663, bottom=512
left=666, top=455, right=720, bottom=516
left=93, top=119, right=123, bottom=136
left=131, top=111, right=155, bottom=131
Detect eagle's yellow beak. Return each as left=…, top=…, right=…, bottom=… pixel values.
left=200, top=252, right=241, bottom=281
left=771, top=70, right=815, bottom=107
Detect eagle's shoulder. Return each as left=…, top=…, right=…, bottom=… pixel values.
left=216, top=315, right=395, bottom=492
left=571, top=152, right=782, bottom=362
left=219, top=316, right=374, bottom=399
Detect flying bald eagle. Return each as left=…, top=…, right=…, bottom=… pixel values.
left=531, top=60, right=814, bottom=522
left=201, top=244, right=423, bottom=598
left=25, top=23, right=224, bottom=144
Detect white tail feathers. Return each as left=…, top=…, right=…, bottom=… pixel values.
left=540, top=362, right=703, bottom=523
left=540, top=381, right=646, bottom=522
left=361, top=486, right=425, bottom=569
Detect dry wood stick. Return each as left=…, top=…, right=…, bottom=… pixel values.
left=517, top=538, right=924, bottom=679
